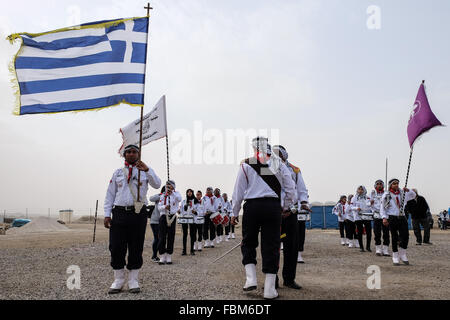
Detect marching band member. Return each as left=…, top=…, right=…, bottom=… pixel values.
left=380, top=179, right=416, bottom=266
left=104, top=144, right=161, bottom=294
left=229, top=200, right=236, bottom=239
left=223, top=193, right=233, bottom=241
left=232, top=137, right=297, bottom=299
left=214, top=188, right=224, bottom=244
left=149, top=186, right=165, bottom=263
left=352, top=185, right=372, bottom=252
left=180, top=189, right=197, bottom=256
left=273, top=144, right=308, bottom=289
left=157, top=180, right=182, bottom=265
left=333, top=195, right=347, bottom=245
left=344, top=194, right=356, bottom=248
left=202, top=187, right=216, bottom=248
left=193, top=190, right=205, bottom=251
left=369, top=180, right=390, bottom=256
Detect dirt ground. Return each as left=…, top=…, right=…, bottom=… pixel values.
left=0, top=223, right=449, bottom=300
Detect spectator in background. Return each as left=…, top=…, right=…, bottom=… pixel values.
left=405, top=189, right=432, bottom=245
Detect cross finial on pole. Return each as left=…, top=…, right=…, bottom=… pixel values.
left=145, top=2, right=153, bottom=17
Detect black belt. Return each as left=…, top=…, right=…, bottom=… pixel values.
left=245, top=197, right=279, bottom=203
left=114, top=205, right=146, bottom=211
left=388, top=215, right=406, bottom=219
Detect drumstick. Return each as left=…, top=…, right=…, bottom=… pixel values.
left=211, top=233, right=287, bottom=264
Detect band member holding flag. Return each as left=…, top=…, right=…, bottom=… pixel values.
left=380, top=179, right=416, bottom=265
left=231, top=137, right=297, bottom=299
left=104, top=144, right=161, bottom=294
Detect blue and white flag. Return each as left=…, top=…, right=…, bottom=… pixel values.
left=7, top=17, right=149, bottom=115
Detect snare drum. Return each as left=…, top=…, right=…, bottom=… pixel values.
left=221, top=213, right=230, bottom=226
left=195, top=215, right=205, bottom=224
left=210, top=212, right=224, bottom=225
left=361, top=212, right=373, bottom=221
left=178, top=215, right=195, bottom=224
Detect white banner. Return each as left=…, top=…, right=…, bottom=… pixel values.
left=119, top=95, right=167, bottom=155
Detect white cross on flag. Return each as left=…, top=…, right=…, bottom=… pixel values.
left=119, top=95, right=168, bottom=155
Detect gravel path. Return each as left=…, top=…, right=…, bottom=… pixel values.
left=0, top=225, right=449, bottom=300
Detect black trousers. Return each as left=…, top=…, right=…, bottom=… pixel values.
left=355, top=220, right=372, bottom=250
left=298, top=220, right=306, bottom=252
left=388, top=216, right=409, bottom=252
left=158, top=215, right=176, bottom=254
left=345, top=220, right=355, bottom=240
left=373, top=218, right=390, bottom=246
left=109, top=206, right=148, bottom=270
left=412, top=218, right=430, bottom=244
left=203, top=213, right=216, bottom=241
left=225, top=224, right=230, bottom=235
left=339, top=221, right=346, bottom=238
left=217, top=224, right=223, bottom=236
left=281, top=213, right=299, bottom=282
left=182, top=223, right=197, bottom=252
left=150, top=223, right=159, bottom=259
left=195, top=223, right=203, bottom=242
left=241, top=198, right=281, bottom=274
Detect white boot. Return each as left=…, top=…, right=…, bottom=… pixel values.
left=392, top=252, right=400, bottom=265
left=399, top=248, right=409, bottom=265
left=345, top=238, right=349, bottom=245
left=210, top=239, right=215, bottom=248
left=243, top=264, right=257, bottom=291
left=354, top=240, right=360, bottom=248
left=198, top=242, right=203, bottom=251
left=231, top=233, right=236, bottom=239
left=280, top=242, right=284, bottom=250
left=297, top=251, right=304, bottom=263
left=348, top=240, right=354, bottom=248
left=109, top=268, right=126, bottom=293
left=382, top=245, right=390, bottom=256
left=159, top=253, right=167, bottom=265
left=205, top=240, right=210, bottom=248
left=340, top=238, right=345, bottom=245
left=375, top=245, right=382, bottom=256
left=166, top=254, right=172, bottom=264
left=193, top=242, right=197, bottom=251
left=128, top=269, right=140, bottom=293
left=226, top=235, right=230, bottom=241
left=263, top=274, right=279, bottom=299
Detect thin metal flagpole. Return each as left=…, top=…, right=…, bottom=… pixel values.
left=93, top=200, right=98, bottom=243
left=399, top=146, right=414, bottom=216
left=163, top=95, right=170, bottom=181
left=385, top=157, right=388, bottom=185
left=137, top=3, right=153, bottom=202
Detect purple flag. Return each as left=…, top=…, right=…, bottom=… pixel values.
left=407, top=82, right=442, bottom=147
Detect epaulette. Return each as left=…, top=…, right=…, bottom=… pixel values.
left=289, top=163, right=301, bottom=174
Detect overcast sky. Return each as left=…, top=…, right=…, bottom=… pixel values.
left=0, top=0, right=448, bottom=217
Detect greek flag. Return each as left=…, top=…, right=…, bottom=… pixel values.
left=8, top=17, right=149, bottom=115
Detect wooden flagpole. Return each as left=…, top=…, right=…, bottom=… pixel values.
left=137, top=3, right=153, bottom=202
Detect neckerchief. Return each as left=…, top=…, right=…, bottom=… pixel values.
left=124, top=161, right=136, bottom=183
